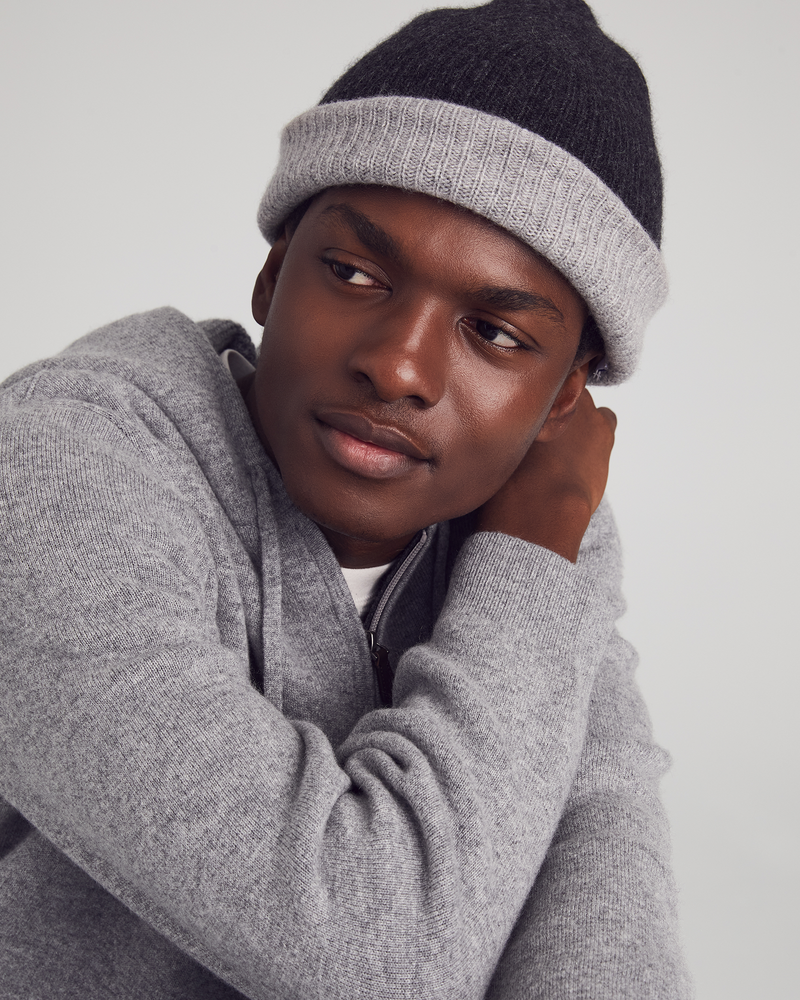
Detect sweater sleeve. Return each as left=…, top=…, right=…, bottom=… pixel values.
left=485, top=506, right=693, bottom=1000
left=0, top=391, right=625, bottom=1000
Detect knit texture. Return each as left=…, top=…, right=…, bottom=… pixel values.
left=0, top=309, right=692, bottom=999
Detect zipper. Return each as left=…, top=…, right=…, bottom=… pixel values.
left=365, top=529, right=429, bottom=707
left=367, top=630, right=394, bottom=707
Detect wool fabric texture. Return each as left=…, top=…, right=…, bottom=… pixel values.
left=257, top=0, right=668, bottom=384
left=0, top=310, right=693, bottom=998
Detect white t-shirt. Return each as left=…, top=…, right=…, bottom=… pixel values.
left=340, top=563, right=392, bottom=617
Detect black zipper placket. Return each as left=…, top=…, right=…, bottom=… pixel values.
left=366, top=529, right=429, bottom=707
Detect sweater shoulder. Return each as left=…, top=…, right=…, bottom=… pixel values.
left=1, top=307, right=257, bottom=458
left=0, top=309, right=266, bottom=555
left=1, top=307, right=250, bottom=409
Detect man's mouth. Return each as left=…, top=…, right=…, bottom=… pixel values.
left=314, top=411, right=430, bottom=479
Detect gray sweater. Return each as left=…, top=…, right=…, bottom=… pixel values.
left=0, top=308, right=691, bottom=999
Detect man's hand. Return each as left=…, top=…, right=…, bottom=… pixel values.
left=476, top=390, right=617, bottom=563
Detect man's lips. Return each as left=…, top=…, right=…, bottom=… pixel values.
left=314, top=411, right=431, bottom=479
left=316, top=411, right=430, bottom=460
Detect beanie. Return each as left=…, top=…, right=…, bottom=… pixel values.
left=257, top=0, right=667, bottom=384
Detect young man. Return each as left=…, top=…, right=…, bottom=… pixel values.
left=0, top=1, right=691, bottom=997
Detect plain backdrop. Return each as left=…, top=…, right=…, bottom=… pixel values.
left=2, top=1, right=798, bottom=997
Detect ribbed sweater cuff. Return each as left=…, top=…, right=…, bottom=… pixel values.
left=440, top=531, right=607, bottom=642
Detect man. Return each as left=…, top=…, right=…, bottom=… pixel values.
left=0, top=1, right=691, bottom=997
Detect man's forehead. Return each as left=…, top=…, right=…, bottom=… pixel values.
left=305, top=185, right=564, bottom=278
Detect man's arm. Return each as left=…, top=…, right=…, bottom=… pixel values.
left=486, top=505, right=693, bottom=999
left=474, top=389, right=690, bottom=997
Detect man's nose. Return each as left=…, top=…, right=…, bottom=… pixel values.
left=346, top=301, right=449, bottom=407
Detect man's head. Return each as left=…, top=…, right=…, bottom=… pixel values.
left=248, top=186, right=594, bottom=564
left=247, top=0, right=666, bottom=562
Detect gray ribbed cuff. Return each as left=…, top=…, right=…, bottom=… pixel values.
left=257, top=96, right=668, bottom=384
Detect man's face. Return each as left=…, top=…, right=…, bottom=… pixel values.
left=248, top=187, right=589, bottom=565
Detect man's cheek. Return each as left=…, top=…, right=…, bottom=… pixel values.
left=433, top=452, right=522, bottom=519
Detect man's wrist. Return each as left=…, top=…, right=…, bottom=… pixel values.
left=475, top=494, right=593, bottom=563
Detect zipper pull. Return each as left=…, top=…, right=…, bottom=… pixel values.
left=367, top=630, right=394, bottom=707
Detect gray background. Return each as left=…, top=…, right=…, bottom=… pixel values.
left=2, top=1, right=798, bottom=996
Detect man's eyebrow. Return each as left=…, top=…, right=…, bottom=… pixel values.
left=318, top=204, right=404, bottom=264
left=318, top=204, right=565, bottom=323
left=469, top=285, right=565, bottom=324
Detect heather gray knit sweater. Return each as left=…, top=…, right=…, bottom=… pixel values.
left=0, top=309, right=691, bottom=999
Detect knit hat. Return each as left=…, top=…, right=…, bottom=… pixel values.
left=257, top=0, right=667, bottom=384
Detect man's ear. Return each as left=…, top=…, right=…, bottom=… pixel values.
left=535, top=358, right=594, bottom=443
left=251, top=233, right=289, bottom=326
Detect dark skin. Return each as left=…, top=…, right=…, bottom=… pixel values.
left=246, top=187, right=616, bottom=567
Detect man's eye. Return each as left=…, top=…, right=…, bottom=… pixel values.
left=474, top=319, right=521, bottom=349
left=331, top=261, right=376, bottom=286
